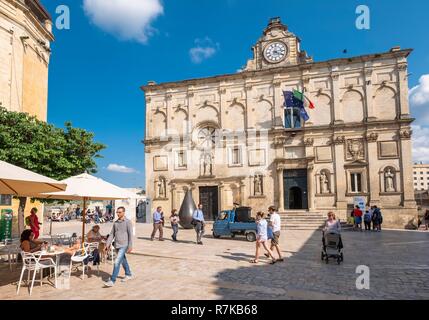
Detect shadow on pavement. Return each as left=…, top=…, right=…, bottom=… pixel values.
left=212, top=229, right=429, bottom=300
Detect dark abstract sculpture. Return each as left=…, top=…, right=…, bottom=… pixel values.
left=179, top=190, right=197, bottom=229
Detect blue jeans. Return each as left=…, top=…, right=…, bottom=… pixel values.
left=110, top=247, right=132, bottom=283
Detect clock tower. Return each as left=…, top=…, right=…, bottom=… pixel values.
left=244, top=17, right=312, bottom=71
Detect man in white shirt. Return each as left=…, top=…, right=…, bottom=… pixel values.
left=267, top=206, right=284, bottom=261
left=192, top=203, right=205, bottom=245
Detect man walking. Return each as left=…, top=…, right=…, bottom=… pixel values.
left=192, top=203, right=205, bottom=245
left=151, top=206, right=164, bottom=241
left=266, top=206, right=284, bottom=262
left=104, top=206, right=134, bottom=287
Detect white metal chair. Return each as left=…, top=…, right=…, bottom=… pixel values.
left=85, top=242, right=101, bottom=275
left=69, top=244, right=89, bottom=280
left=17, top=251, right=58, bottom=296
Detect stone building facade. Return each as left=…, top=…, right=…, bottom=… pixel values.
left=0, top=0, right=53, bottom=235
left=0, top=0, right=53, bottom=120
left=142, top=18, right=417, bottom=228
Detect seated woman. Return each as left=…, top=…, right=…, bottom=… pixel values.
left=86, top=225, right=104, bottom=242
left=20, top=229, right=80, bottom=268
left=86, top=225, right=105, bottom=265
left=322, top=212, right=343, bottom=249
left=20, top=229, right=46, bottom=253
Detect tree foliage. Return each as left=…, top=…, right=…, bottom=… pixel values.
left=0, top=107, right=105, bottom=179
left=0, top=107, right=106, bottom=234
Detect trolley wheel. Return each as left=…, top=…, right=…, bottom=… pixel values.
left=212, top=232, right=221, bottom=239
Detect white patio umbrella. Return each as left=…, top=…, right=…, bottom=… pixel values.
left=0, top=160, right=67, bottom=196
left=39, top=173, right=135, bottom=241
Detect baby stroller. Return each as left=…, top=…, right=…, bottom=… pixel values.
left=321, top=231, right=344, bottom=264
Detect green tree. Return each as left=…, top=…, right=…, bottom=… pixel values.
left=0, top=107, right=105, bottom=234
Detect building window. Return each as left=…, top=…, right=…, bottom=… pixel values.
left=229, top=146, right=242, bottom=166
left=414, top=177, right=417, bottom=180
left=177, top=150, right=187, bottom=169
left=0, top=195, right=12, bottom=206
left=284, top=108, right=302, bottom=129
left=350, top=173, right=362, bottom=193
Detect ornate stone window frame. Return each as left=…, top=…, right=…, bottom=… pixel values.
left=228, top=145, right=244, bottom=168
left=174, top=149, right=188, bottom=171
left=345, top=163, right=368, bottom=196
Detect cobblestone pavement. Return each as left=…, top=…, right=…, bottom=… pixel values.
left=1, top=221, right=428, bottom=300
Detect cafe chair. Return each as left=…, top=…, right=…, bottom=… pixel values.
left=17, top=251, right=58, bottom=296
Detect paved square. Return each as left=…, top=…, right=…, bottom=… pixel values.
left=1, top=221, right=428, bottom=300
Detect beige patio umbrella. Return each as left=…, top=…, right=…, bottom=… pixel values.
left=0, top=160, right=67, bottom=196
left=39, top=173, right=135, bottom=243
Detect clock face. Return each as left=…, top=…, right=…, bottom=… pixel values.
left=264, top=42, right=287, bottom=63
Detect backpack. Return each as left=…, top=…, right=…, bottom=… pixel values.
left=364, top=212, right=371, bottom=223
left=25, top=216, right=31, bottom=226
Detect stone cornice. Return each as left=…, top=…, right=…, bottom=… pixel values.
left=141, top=49, right=413, bottom=92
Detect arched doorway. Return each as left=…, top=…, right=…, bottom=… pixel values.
left=283, top=169, right=308, bottom=210
left=289, top=187, right=303, bottom=209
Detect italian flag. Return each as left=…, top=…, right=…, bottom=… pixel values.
left=293, top=89, right=316, bottom=109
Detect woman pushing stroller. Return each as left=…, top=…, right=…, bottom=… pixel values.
left=323, top=212, right=343, bottom=247
left=321, top=212, right=344, bottom=264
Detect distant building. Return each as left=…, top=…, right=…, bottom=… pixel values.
left=413, top=163, right=429, bottom=191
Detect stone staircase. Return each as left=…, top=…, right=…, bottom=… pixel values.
left=279, top=211, right=327, bottom=230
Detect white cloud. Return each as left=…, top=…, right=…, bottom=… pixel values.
left=412, top=125, right=429, bottom=163
left=410, top=74, right=429, bottom=107
left=107, top=164, right=138, bottom=174
left=189, top=37, right=219, bottom=64
left=83, top=0, right=164, bottom=44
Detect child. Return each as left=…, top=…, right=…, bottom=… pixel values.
left=250, top=212, right=277, bottom=264
left=364, top=210, right=372, bottom=231
left=170, top=209, right=180, bottom=241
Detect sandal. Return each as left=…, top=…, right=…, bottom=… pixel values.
left=250, top=259, right=259, bottom=264
left=264, top=253, right=269, bottom=258
left=270, top=259, right=277, bottom=265
left=277, top=258, right=284, bottom=262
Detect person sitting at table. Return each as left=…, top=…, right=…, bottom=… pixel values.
left=87, top=225, right=104, bottom=242
left=20, top=229, right=46, bottom=253
left=86, top=225, right=105, bottom=265
left=20, top=229, right=81, bottom=257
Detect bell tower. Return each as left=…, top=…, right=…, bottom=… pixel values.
left=244, top=17, right=312, bottom=71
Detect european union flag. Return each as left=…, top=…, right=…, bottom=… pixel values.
left=283, top=91, right=309, bottom=122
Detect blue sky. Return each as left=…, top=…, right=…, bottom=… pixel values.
left=42, top=0, right=429, bottom=188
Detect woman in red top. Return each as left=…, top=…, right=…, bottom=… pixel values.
left=353, top=205, right=363, bottom=232
left=29, top=207, right=41, bottom=239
